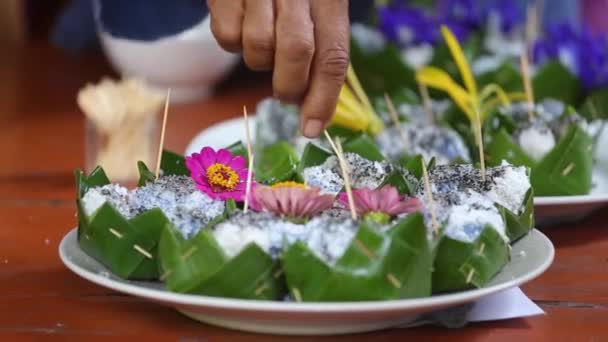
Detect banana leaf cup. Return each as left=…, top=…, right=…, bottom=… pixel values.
left=283, top=213, right=432, bottom=301
left=157, top=206, right=284, bottom=300
left=75, top=150, right=192, bottom=280
left=486, top=109, right=594, bottom=196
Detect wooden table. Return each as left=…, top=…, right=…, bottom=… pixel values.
left=1, top=44, right=607, bottom=341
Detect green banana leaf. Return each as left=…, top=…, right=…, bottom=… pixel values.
left=225, top=141, right=249, bottom=162
left=477, top=61, right=522, bottom=92
left=137, top=161, right=156, bottom=186
left=579, top=88, right=608, bottom=120
left=531, top=125, right=593, bottom=195
left=350, top=38, right=417, bottom=98
left=486, top=129, right=536, bottom=168
left=79, top=202, right=167, bottom=279
left=533, top=61, right=581, bottom=105
left=158, top=220, right=283, bottom=300
left=298, top=143, right=333, bottom=171
left=498, top=188, right=534, bottom=242
left=255, top=141, right=299, bottom=185
left=76, top=150, right=210, bottom=280
left=326, top=124, right=361, bottom=139
left=379, top=169, right=415, bottom=195
left=432, top=225, right=510, bottom=293
left=342, top=133, right=386, bottom=162
left=487, top=124, right=593, bottom=196
left=160, top=150, right=189, bottom=176
left=282, top=214, right=432, bottom=301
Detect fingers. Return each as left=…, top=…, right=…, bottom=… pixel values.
left=208, top=0, right=245, bottom=52
left=242, top=0, right=275, bottom=71
left=273, top=0, right=315, bottom=103
left=300, top=0, right=350, bottom=138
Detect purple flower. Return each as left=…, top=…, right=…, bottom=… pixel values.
left=185, top=147, right=251, bottom=201
left=253, top=182, right=335, bottom=220
left=337, top=185, right=422, bottom=222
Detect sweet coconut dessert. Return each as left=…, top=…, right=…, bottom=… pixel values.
left=75, top=132, right=534, bottom=301
left=376, top=123, right=471, bottom=165
left=485, top=99, right=597, bottom=196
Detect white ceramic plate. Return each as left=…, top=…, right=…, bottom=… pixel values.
left=59, top=228, right=553, bottom=335
left=186, top=118, right=608, bottom=224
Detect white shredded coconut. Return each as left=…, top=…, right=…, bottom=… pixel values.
left=213, top=222, right=272, bottom=258
left=81, top=184, right=131, bottom=217
left=486, top=163, right=531, bottom=214
left=443, top=191, right=507, bottom=243
left=212, top=212, right=359, bottom=265
left=81, top=176, right=225, bottom=239
left=417, top=164, right=530, bottom=243
left=302, top=153, right=391, bottom=194
left=377, top=124, right=471, bottom=164
left=517, top=126, right=556, bottom=161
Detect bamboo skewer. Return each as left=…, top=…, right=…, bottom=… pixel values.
left=417, top=81, right=435, bottom=125
left=473, top=106, right=486, bottom=181
left=384, top=93, right=410, bottom=149
left=387, top=273, right=402, bottom=289
left=155, top=89, right=171, bottom=178
left=421, top=160, right=439, bottom=236
left=243, top=106, right=255, bottom=214
left=324, top=131, right=358, bottom=221
left=520, top=53, right=535, bottom=120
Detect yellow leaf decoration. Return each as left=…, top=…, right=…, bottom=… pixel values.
left=441, top=25, right=478, bottom=98
left=416, top=66, right=475, bottom=120
left=330, top=64, right=384, bottom=136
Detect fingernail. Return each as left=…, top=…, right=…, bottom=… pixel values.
left=303, top=119, right=323, bottom=138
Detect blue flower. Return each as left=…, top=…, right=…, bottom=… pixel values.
left=533, top=23, right=608, bottom=90
left=377, top=0, right=524, bottom=47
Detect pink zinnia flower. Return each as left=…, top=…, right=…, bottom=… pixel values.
left=253, top=182, right=335, bottom=220
left=186, top=147, right=252, bottom=201
left=338, top=185, right=421, bottom=222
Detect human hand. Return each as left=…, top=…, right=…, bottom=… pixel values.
left=207, top=0, right=350, bottom=138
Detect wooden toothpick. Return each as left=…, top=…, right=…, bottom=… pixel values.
left=292, top=288, right=303, bottom=302
left=417, top=81, right=435, bottom=125
left=466, top=268, right=475, bottom=284
left=525, top=4, right=539, bottom=51
left=473, top=106, right=486, bottom=181
left=387, top=273, right=402, bottom=289
left=384, top=93, right=410, bottom=149
left=133, top=244, right=153, bottom=259
left=108, top=228, right=123, bottom=239
left=324, top=130, right=358, bottom=221
left=155, top=89, right=171, bottom=179
left=520, top=53, right=535, bottom=120
left=243, top=106, right=254, bottom=214
left=421, top=160, right=439, bottom=236
left=354, top=239, right=376, bottom=261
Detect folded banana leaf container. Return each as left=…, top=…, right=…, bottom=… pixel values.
left=298, top=135, right=419, bottom=195
left=282, top=214, right=432, bottom=301
left=75, top=151, right=195, bottom=280
left=486, top=111, right=594, bottom=196
left=74, top=142, right=536, bottom=301
left=157, top=212, right=284, bottom=300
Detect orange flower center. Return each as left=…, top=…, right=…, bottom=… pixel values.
left=271, top=181, right=307, bottom=189
left=206, top=163, right=239, bottom=191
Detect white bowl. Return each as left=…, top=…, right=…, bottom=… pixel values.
left=97, top=16, right=239, bottom=103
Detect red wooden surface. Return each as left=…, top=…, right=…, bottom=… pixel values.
left=1, top=44, right=607, bottom=341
